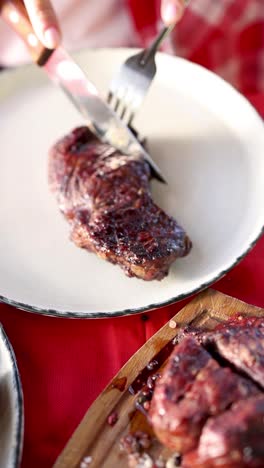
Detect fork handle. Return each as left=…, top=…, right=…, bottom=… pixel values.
left=0, top=0, right=54, bottom=65
left=146, top=0, right=190, bottom=61
left=140, top=24, right=174, bottom=66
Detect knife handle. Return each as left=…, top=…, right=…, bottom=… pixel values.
left=0, top=0, right=54, bottom=65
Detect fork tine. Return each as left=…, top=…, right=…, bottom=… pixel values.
left=119, top=104, right=127, bottom=121
left=118, top=87, right=132, bottom=120
left=107, top=89, right=123, bottom=118
left=108, top=24, right=175, bottom=123
left=113, top=96, right=121, bottom=113
left=120, top=101, right=134, bottom=126
left=117, top=88, right=130, bottom=120
left=108, top=83, right=138, bottom=127
left=107, top=90, right=113, bottom=104
left=107, top=85, right=135, bottom=128
left=128, top=111, right=135, bottom=127
left=110, top=87, right=126, bottom=118
left=105, top=25, right=176, bottom=183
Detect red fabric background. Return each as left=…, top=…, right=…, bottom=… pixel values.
left=1, top=0, right=264, bottom=463
left=0, top=93, right=262, bottom=467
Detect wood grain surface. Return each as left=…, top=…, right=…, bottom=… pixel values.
left=54, top=289, right=264, bottom=468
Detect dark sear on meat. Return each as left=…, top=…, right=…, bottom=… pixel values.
left=148, top=316, right=264, bottom=468
left=202, top=316, right=264, bottom=389
left=49, top=127, right=191, bottom=280
left=149, top=337, right=259, bottom=454
left=183, top=395, right=264, bottom=468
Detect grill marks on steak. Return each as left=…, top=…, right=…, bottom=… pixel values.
left=149, top=337, right=259, bottom=454
left=49, top=127, right=191, bottom=280
left=148, top=338, right=209, bottom=449
left=149, top=316, right=264, bottom=467
left=202, top=316, right=264, bottom=389
left=183, top=396, right=264, bottom=468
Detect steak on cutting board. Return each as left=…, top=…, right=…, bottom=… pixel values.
left=183, top=395, right=264, bottom=467
left=149, top=336, right=259, bottom=453
left=49, top=127, right=191, bottom=280
left=148, top=315, right=264, bottom=468
left=202, top=316, right=264, bottom=389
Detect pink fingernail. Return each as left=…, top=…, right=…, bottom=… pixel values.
left=162, top=3, right=180, bottom=25
left=162, top=0, right=184, bottom=25
left=44, top=27, right=60, bottom=49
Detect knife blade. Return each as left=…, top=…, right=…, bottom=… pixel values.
left=0, top=0, right=165, bottom=183
left=44, top=47, right=165, bottom=183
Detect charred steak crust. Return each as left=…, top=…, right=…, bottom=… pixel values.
left=202, top=316, right=264, bottom=389
left=49, top=127, right=191, bottom=280
left=148, top=336, right=259, bottom=454
left=149, top=316, right=264, bottom=468
left=183, top=395, right=264, bottom=468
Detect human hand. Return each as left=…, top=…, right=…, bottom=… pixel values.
left=23, top=0, right=61, bottom=48
left=161, top=0, right=187, bottom=25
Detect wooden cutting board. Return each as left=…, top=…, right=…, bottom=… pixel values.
left=54, top=289, right=264, bottom=468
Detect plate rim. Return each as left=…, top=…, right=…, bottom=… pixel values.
left=0, top=48, right=264, bottom=318
left=0, top=228, right=263, bottom=318
left=0, top=324, right=24, bottom=467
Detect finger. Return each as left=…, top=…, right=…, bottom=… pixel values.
left=161, top=0, right=187, bottom=26
left=23, top=0, right=61, bottom=49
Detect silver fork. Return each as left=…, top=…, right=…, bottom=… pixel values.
left=107, top=24, right=174, bottom=127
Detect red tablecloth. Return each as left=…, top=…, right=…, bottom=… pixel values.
left=0, top=94, right=263, bottom=468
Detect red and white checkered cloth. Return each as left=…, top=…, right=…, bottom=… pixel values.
left=129, top=0, right=264, bottom=96
left=1, top=0, right=263, bottom=98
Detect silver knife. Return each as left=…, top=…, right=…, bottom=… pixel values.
left=1, top=0, right=165, bottom=183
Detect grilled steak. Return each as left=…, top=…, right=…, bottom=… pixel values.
left=148, top=316, right=264, bottom=468
left=183, top=395, right=264, bottom=467
left=49, top=127, right=191, bottom=280
left=202, top=316, right=264, bottom=389
left=148, top=338, right=210, bottom=450
left=149, top=336, right=259, bottom=453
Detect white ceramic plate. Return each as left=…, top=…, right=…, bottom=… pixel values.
left=0, top=49, right=264, bottom=317
left=0, top=325, right=23, bottom=468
